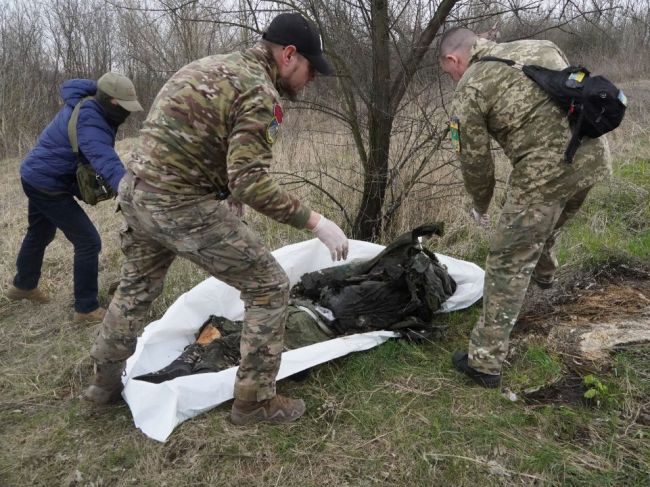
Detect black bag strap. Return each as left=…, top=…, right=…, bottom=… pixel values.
left=477, top=56, right=524, bottom=70
left=564, top=108, right=584, bottom=163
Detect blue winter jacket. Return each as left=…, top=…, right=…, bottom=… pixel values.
left=20, top=79, right=126, bottom=194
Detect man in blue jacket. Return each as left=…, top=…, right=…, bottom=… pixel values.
left=7, top=72, right=143, bottom=323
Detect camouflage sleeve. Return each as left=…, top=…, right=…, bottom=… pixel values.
left=450, top=85, right=495, bottom=214
left=226, top=88, right=311, bottom=229
left=547, top=41, right=570, bottom=66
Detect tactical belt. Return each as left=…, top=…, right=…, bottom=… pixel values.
left=123, top=172, right=175, bottom=195
left=123, top=172, right=231, bottom=199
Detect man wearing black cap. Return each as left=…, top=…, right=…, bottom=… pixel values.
left=85, top=13, right=349, bottom=426
left=262, top=12, right=333, bottom=98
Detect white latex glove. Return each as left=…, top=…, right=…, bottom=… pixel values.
left=471, top=208, right=491, bottom=229
left=311, top=215, right=349, bottom=261
left=227, top=197, right=245, bottom=218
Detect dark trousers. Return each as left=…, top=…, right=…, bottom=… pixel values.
left=13, top=179, right=101, bottom=312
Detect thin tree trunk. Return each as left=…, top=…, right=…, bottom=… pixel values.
left=351, top=0, right=459, bottom=240
left=352, top=0, right=392, bottom=241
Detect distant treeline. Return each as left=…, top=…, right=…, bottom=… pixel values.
left=1, top=0, right=648, bottom=159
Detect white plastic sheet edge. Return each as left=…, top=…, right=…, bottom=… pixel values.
left=122, top=238, right=485, bottom=442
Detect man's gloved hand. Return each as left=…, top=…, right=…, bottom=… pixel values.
left=471, top=208, right=490, bottom=229
left=310, top=215, right=349, bottom=261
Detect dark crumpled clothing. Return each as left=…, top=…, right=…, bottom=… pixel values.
left=292, top=223, right=456, bottom=333
left=133, top=307, right=330, bottom=383
left=133, top=224, right=456, bottom=384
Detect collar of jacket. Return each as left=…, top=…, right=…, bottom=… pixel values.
left=245, top=43, right=287, bottom=97
left=468, top=37, right=496, bottom=66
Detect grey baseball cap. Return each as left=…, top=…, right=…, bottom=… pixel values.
left=97, top=72, right=143, bottom=112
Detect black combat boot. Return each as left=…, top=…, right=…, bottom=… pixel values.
left=452, top=351, right=501, bottom=389
left=83, top=361, right=125, bottom=404
left=531, top=272, right=555, bottom=290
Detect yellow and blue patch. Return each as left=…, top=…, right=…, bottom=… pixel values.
left=266, top=103, right=283, bottom=144
left=449, top=116, right=461, bottom=154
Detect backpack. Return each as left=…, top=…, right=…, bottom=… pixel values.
left=478, top=56, right=627, bottom=163
left=67, top=96, right=116, bottom=205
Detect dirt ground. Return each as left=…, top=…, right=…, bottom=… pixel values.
left=517, top=263, right=650, bottom=333
left=513, top=262, right=650, bottom=407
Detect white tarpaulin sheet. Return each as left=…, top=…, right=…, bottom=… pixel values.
left=123, top=238, right=485, bottom=442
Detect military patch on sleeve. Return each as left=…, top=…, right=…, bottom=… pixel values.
left=449, top=116, right=461, bottom=154
left=266, top=103, right=284, bottom=144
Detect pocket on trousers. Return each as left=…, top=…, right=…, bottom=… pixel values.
left=490, top=203, right=559, bottom=254
left=151, top=198, right=227, bottom=252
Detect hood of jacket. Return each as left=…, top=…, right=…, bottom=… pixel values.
left=60, top=79, right=97, bottom=108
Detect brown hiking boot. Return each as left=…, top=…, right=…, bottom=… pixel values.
left=73, top=307, right=106, bottom=324
left=230, top=394, right=306, bottom=426
left=6, top=285, right=50, bottom=303
left=83, top=361, right=125, bottom=404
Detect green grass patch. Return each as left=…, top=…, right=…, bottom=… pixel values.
left=558, top=157, right=650, bottom=267
left=507, top=345, right=563, bottom=388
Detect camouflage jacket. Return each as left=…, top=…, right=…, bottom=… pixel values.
left=130, top=44, right=311, bottom=228
left=450, top=38, right=612, bottom=213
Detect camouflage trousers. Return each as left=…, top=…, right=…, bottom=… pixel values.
left=468, top=187, right=591, bottom=375
left=91, top=176, right=289, bottom=401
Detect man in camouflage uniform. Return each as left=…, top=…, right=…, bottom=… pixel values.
left=84, top=12, right=349, bottom=425
left=439, top=27, right=611, bottom=387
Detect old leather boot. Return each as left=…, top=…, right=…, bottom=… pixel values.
left=6, top=285, right=50, bottom=303
left=73, top=307, right=107, bottom=324
left=230, top=394, right=306, bottom=425
left=83, top=361, right=125, bottom=404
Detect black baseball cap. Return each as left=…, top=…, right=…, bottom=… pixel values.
left=262, top=13, right=334, bottom=76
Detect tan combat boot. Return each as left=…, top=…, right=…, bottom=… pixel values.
left=6, top=285, right=50, bottom=303
left=83, top=361, right=125, bottom=404
left=73, top=307, right=107, bottom=324
left=230, top=394, right=306, bottom=425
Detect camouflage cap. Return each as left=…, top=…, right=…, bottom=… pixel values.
left=97, top=72, right=143, bottom=112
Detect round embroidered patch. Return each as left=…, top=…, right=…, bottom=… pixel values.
left=266, top=118, right=280, bottom=144
left=266, top=103, right=283, bottom=144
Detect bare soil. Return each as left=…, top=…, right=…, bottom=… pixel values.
left=514, top=262, right=650, bottom=406
left=523, top=376, right=588, bottom=406
left=516, top=262, right=650, bottom=338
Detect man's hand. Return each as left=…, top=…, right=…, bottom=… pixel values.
left=471, top=208, right=490, bottom=228
left=227, top=197, right=245, bottom=218
left=309, top=214, right=349, bottom=261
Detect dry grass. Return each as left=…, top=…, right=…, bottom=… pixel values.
left=1, top=82, right=649, bottom=485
